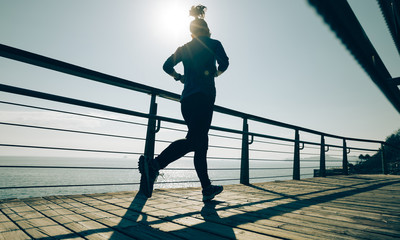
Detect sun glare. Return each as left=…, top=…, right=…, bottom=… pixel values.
left=152, top=2, right=192, bottom=44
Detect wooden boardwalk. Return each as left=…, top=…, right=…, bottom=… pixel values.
left=1, top=174, right=400, bottom=240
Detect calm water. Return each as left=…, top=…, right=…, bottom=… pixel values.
left=0, top=156, right=319, bottom=199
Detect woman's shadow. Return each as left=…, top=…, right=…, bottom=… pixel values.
left=108, top=193, right=236, bottom=239
left=200, top=200, right=236, bottom=239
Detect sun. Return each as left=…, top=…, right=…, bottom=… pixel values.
left=152, top=1, right=192, bottom=44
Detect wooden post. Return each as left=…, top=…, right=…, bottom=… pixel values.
left=293, top=130, right=300, bottom=180
left=342, top=139, right=348, bottom=175
left=240, top=118, right=249, bottom=185
left=381, top=143, right=388, bottom=174
left=319, top=135, right=326, bottom=177
left=144, top=94, right=158, bottom=160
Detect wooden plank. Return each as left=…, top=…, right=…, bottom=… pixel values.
left=1, top=199, right=82, bottom=239
left=68, top=194, right=242, bottom=240
left=0, top=211, right=20, bottom=233
left=157, top=187, right=396, bottom=240
left=85, top=192, right=281, bottom=240
left=1, top=175, right=400, bottom=240
left=24, top=198, right=127, bottom=240
left=63, top=195, right=209, bottom=240
left=0, top=230, right=31, bottom=240
left=109, top=190, right=345, bottom=239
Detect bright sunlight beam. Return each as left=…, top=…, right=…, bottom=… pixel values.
left=151, top=1, right=192, bottom=44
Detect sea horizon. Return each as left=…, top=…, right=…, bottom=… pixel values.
left=0, top=155, right=346, bottom=200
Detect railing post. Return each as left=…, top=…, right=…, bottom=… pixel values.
left=381, top=143, right=388, bottom=174
left=240, top=118, right=249, bottom=185
left=319, top=135, right=326, bottom=177
left=293, top=129, right=300, bottom=180
left=144, top=94, right=158, bottom=160
left=342, top=139, right=348, bottom=175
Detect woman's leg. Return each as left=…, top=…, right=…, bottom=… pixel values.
left=155, top=93, right=214, bottom=189
left=182, top=94, right=214, bottom=188
left=155, top=138, right=193, bottom=169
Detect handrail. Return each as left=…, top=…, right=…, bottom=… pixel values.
left=0, top=44, right=177, bottom=100
left=1, top=43, right=397, bottom=194
left=0, top=83, right=294, bottom=143
left=0, top=43, right=385, bottom=144
left=1, top=83, right=389, bottom=154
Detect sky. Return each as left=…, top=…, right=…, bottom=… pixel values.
left=0, top=0, right=399, bottom=158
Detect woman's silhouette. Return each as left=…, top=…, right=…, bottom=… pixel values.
left=139, top=5, right=229, bottom=202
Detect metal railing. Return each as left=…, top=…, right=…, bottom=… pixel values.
left=0, top=44, right=396, bottom=197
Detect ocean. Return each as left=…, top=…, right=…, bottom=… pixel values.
left=0, top=156, right=328, bottom=200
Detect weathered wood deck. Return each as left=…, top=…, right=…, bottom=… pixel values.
left=1, top=174, right=399, bottom=240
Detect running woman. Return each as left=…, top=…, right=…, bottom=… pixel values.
left=139, top=5, right=229, bottom=202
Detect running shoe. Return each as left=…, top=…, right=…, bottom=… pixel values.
left=202, top=185, right=223, bottom=202
left=138, top=155, right=159, bottom=198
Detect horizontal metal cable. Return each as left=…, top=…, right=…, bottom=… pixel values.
left=0, top=166, right=319, bottom=176
left=250, top=158, right=293, bottom=162
left=209, top=132, right=242, bottom=141
left=301, top=141, right=380, bottom=152
left=208, top=157, right=294, bottom=162
left=0, top=122, right=146, bottom=141
left=249, top=174, right=293, bottom=180
left=0, top=100, right=148, bottom=127
left=0, top=87, right=190, bottom=131
left=303, top=145, right=320, bottom=150
left=0, top=182, right=140, bottom=190
left=252, top=139, right=294, bottom=147
left=0, top=165, right=138, bottom=170
left=0, top=165, right=322, bottom=171
left=161, top=124, right=242, bottom=141
left=250, top=167, right=292, bottom=170
left=249, top=148, right=293, bottom=155
left=206, top=156, right=241, bottom=160
left=156, top=139, right=241, bottom=151
left=0, top=165, right=241, bottom=171
left=155, top=138, right=242, bottom=151
left=328, top=154, right=343, bottom=157
left=156, top=178, right=240, bottom=184
left=328, top=148, right=345, bottom=152
left=349, top=147, right=380, bottom=152
left=299, top=152, right=320, bottom=156
left=0, top=165, right=296, bottom=171
left=208, top=144, right=241, bottom=151
left=0, top=91, right=295, bottom=144
left=177, top=155, right=283, bottom=162
left=168, top=155, right=241, bottom=161
left=158, top=125, right=187, bottom=133
left=161, top=168, right=240, bottom=171
left=0, top=144, right=142, bottom=155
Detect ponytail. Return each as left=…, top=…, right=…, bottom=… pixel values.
left=189, top=5, right=210, bottom=37
left=189, top=5, right=207, bottom=19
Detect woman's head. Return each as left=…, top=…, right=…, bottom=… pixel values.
left=189, top=5, right=210, bottom=37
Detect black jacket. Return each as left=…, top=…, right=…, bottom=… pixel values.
left=163, top=36, right=229, bottom=100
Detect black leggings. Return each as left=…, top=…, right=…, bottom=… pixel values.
left=155, top=93, right=214, bottom=188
